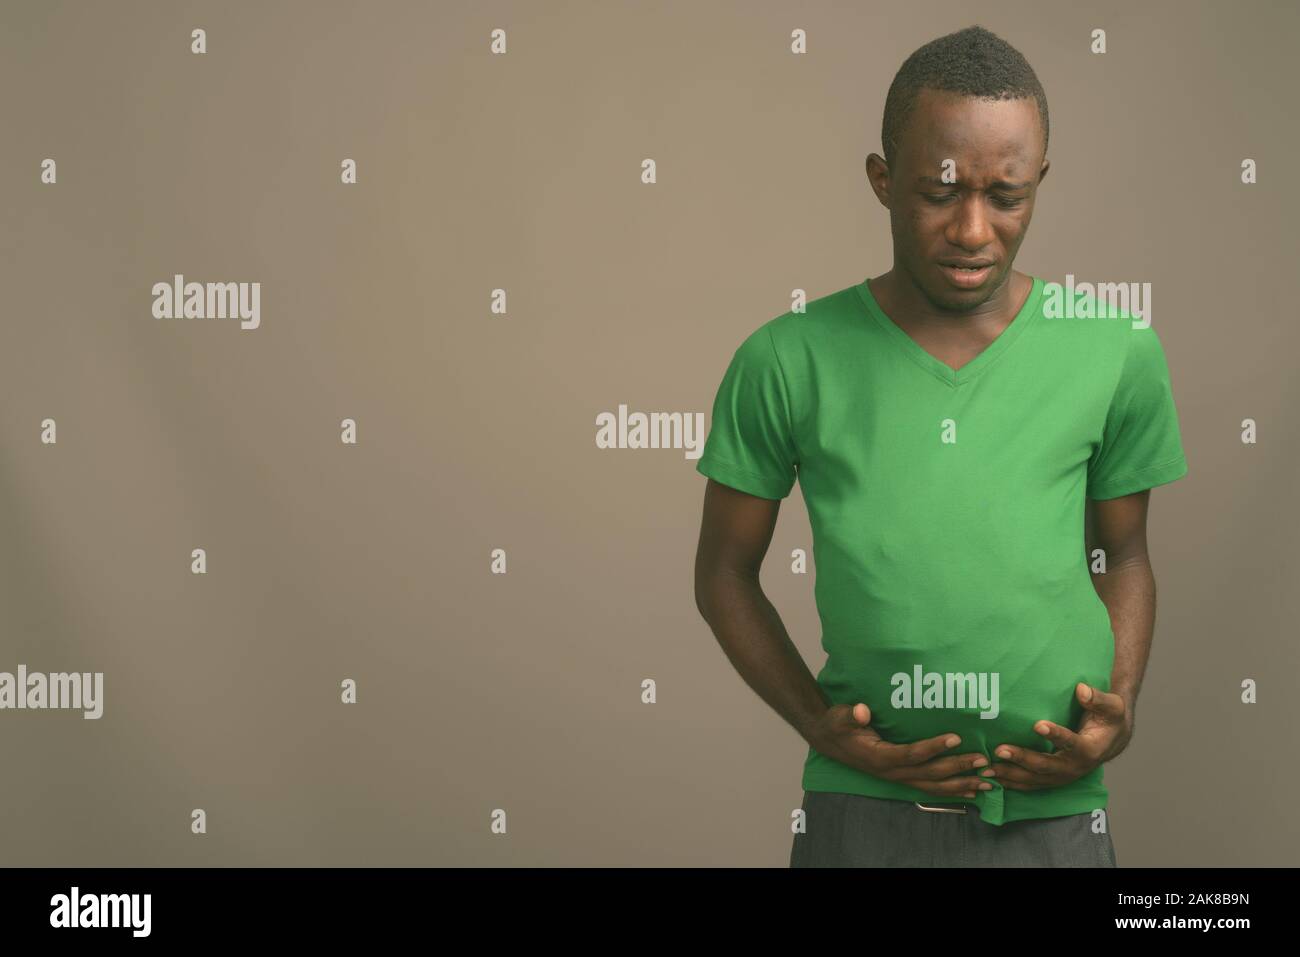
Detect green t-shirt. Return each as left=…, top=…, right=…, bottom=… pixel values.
left=695, top=274, right=1188, bottom=825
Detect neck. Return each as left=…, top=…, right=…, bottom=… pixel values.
left=871, top=267, right=1028, bottom=330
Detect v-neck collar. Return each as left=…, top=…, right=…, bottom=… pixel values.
left=854, top=274, right=1044, bottom=388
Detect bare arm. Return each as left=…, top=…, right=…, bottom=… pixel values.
left=1085, top=489, right=1156, bottom=730
left=693, top=478, right=830, bottom=745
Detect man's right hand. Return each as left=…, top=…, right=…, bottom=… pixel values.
left=807, top=703, right=993, bottom=799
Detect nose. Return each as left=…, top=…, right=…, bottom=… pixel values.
left=946, top=193, right=996, bottom=251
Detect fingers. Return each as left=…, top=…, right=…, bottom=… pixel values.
left=987, top=743, right=1056, bottom=774
left=886, top=732, right=966, bottom=769
left=977, top=763, right=1055, bottom=791
left=1077, top=683, right=1127, bottom=719
left=1030, top=720, right=1081, bottom=752
left=976, top=745, right=1072, bottom=791
left=902, top=775, right=994, bottom=798
left=877, top=750, right=989, bottom=783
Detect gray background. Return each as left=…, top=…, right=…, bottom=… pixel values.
left=0, top=0, right=1295, bottom=865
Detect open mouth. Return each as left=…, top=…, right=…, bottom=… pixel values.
left=939, top=262, right=994, bottom=287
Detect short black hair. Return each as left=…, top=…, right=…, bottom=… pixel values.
left=881, top=25, right=1049, bottom=170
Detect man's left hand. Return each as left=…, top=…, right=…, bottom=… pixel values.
left=981, top=683, right=1132, bottom=791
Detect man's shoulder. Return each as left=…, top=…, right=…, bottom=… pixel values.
left=1034, top=276, right=1156, bottom=334
left=758, top=280, right=867, bottom=350
left=1030, top=275, right=1149, bottom=356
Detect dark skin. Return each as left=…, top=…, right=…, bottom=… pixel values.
left=695, top=87, right=1157, bottom=799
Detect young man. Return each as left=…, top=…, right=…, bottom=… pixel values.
left=693, top=25, right=1188, bottom=867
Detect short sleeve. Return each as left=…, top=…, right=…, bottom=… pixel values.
left=695, top=323, right=799, bottom=500
left=1086, top=325, right=1189, bottom=500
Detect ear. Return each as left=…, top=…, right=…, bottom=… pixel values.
left=865, top=153, right=892, bottom=208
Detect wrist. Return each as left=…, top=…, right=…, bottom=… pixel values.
left=796, top=706, right=833, bottom=750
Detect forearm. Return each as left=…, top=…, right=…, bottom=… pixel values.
left=1089, top=557, right=1157, bottom=723
left=696, top=570, right=831, bottom=746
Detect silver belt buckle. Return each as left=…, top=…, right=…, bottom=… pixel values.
left=914, top=800, right=968, bottom=814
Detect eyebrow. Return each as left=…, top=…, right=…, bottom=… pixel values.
left=917, top=175, right=1033, bottom=190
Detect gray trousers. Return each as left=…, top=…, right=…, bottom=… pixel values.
left=789, top=791, right=1118, bottom=867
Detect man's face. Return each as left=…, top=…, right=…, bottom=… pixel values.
left=871, top=87, right=1049, bottom=312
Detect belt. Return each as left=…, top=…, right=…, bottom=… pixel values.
left=915, top=800, right=969, bottom=814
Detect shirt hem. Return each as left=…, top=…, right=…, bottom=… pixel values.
left=801, top=769, right=1108, bottom=826
left=1087, top=454, right=1188, bottom=500
left=695, top=454, right=794, bottom=500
